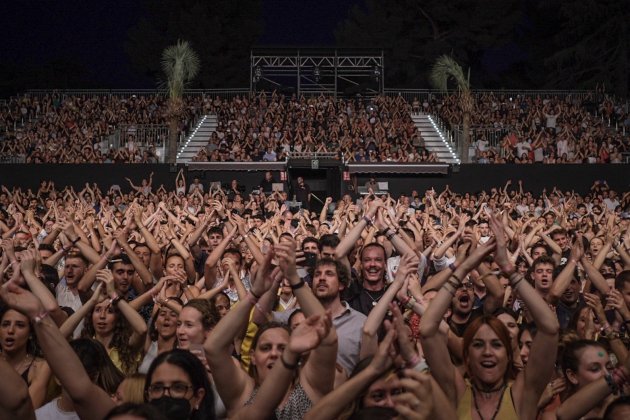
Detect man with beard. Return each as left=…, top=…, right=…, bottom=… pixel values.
left=447, top=278, right=481, bottom=337
left=307, top=257, right=366, bottom=374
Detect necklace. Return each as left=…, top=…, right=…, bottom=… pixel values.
left=363, top=289, right=381, bottom=307
left=471, top=383, right=506, bottom=420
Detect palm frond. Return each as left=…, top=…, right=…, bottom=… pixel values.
left=161, top=40, right=200, bottom=100
left=429, top=55, right=469, bottom=93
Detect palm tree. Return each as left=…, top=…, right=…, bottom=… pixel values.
left=430, top=55, right=473, bottom=163
left=161, top=40, right=200, bottom=164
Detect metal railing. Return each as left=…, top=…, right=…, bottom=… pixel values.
left=25, top=88, right=252, bottom=100
left=286, top=151, right=338, bottom=159
left=385, top=89, right=599, bottom=103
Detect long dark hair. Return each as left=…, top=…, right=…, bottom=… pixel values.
left=145, top=349, right=215, bottom=420
left=81, top=301, right=140, bottom=374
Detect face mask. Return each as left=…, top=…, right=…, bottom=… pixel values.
left=150, top=396, right=192, bottom=420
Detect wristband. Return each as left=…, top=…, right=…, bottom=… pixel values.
left=362, top=216, right=373, bottom=226
left=71, top=237, right=80, bottom=245
left=32, top=311, right=49, bottom=325
left=443, top=284, right=456, bottom=296
left=386, top=231, right=396, bottom=241
left=109, top=294, right=122, bottom=306
left=290, top=279, right=306, bottom=291
left=280, top=353, right=299, bottom=370
left=449, top=262, right=458, bottom=272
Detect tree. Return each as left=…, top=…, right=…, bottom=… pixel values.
left=335, top=0, right=522, bottom=88
left=430, top=55, right=473, bottom=162
left=126, top=0, right=261, bottom=88
left=544, top=0, right=629, bottom=97
left=161, top=40, right=200, bottom=164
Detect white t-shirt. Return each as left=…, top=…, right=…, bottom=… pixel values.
left=36, top=398, right=80, bottom=420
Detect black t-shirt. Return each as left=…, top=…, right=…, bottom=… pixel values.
left=346, top=281, right=386, bottom=316
left=448, top=306, right=484, bottom=337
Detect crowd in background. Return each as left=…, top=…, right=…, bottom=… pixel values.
left=430, top=91, right=629, bottom=164
left=2, top=90, right=627, bottom=164
left=0, top=172, right=630, bottom=419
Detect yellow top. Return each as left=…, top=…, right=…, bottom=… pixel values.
left=457, top=383, right=519, bottom=420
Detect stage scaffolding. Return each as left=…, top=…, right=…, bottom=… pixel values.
left=250, top=48, right=384, bottom=98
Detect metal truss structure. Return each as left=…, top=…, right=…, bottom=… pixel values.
left=250, top=49, right=384, bottom=97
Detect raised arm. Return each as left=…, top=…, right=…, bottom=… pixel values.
left=0, top=285, right=115, bottom=419
left=548, top=236, right=583, bottom=304
left=335, top=198, right=381, bottom=259
left=489, top=213, right=559, bottom=420
left=361, top=253, right=417, bottom=359
left=204, top=252, right=276, bottom=411
left=420, top=239, right=496, bottom=403
left=97, top=269, right=147, bottom=348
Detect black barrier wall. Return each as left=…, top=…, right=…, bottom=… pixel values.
left=0, top=164, right=627, bottom=198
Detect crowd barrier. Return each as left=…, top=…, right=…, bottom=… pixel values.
left=0, top=164, right=627, bottom=198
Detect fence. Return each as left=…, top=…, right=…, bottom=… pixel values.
left=24, top=88, right=252, bottom=100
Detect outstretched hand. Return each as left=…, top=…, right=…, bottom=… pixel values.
left=288, top=312, right=333, bottom=354
left=0, top=282, right=45, bottom=319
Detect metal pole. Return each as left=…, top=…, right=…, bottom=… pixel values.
left=380, top=49, right=385, bottom=94
left=334, top=49, right=338, bottom=100
left=297, top=50, right=301, bottom=97
left=249, top=50, right=253, bottom=94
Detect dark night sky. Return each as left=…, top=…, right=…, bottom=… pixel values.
left=3, top=0, right=363, bottom=88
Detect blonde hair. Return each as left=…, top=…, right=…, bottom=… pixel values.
left=119, top=373, right=146, bottom=404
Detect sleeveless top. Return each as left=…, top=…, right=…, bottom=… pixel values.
left=457, top=383, right=519, bottom=420
left=244, top=382, right=312, bottom=420
left=20, top=356, right=36, bottom=384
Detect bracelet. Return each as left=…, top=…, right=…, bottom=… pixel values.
left=511, top=277, right=524, bottom=289
left=447, top=275, right=461, bottom=289
left=71, top=237, right=80, bottom=245
left=280, top=353, right=299, bottom=370
left=450, top=272, right=462, bottom=283
left=509, top=272, right=521, bottom=284
left=443, top=284, right=456, bottom=296
left=109, top=294, right=122, bottom=306
left=386, top=231, right=396, bottom=241
left=290, top=279, right=306, bottom=291
left=448, top=262, right=458, bottom=272
left=32, top=311, right=49, bottom=325
left=362, top=216, right=373, bottom=226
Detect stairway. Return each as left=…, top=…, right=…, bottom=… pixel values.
left=411, top=113, right=460, bottom=164
left=175, top=115, right=218, bottom=163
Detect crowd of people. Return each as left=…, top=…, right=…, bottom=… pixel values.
left=4, top=90, right=627, bottom=165
left=192, top=92, right=438, bottom=163
left=0, top=93, right=205, bottom=163
left=0, top=172, right=629, bottom=419
left=430, top=91, right=629, bottom=164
